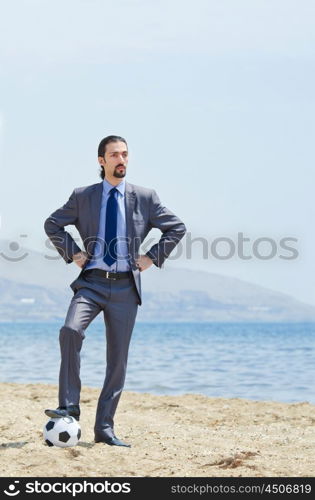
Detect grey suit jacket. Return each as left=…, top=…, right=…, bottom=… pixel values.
left=44, top=180, right=186, bottom=305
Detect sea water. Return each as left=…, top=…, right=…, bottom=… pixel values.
left=0, top=321, right=314, bottom=404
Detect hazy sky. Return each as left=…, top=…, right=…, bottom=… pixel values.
left=0, top=0, right=314, bottom=304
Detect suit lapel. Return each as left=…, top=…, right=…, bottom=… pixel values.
left=89, top=182, right=103, bottom=239
left=125, top=182, right=136, bottom=263
left=125, top=182, right=136, bottom=236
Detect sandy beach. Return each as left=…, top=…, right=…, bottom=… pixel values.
left=0, top=382, right=314, bottom=477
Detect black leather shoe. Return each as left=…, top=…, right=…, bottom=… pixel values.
left=45, top=405, right=80, bottom=421
left=94, top=435, right=131, bottom=447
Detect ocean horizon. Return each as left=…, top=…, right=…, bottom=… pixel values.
left=0, top=321, right=314, bottom=404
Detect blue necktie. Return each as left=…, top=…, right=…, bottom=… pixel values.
left=103, top=187, right=118, bottom=266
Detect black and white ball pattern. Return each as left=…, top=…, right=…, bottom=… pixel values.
left=43, top=416, right=81, bottom=448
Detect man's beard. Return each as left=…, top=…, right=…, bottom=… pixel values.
left=113, top=167, right=126, bottom=178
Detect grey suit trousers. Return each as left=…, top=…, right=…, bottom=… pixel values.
left=59, top=270, right=139, bottom=439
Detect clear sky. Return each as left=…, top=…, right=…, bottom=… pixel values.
left=0, top=0, right=314, bottom=304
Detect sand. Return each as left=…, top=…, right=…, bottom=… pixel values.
left=0, top=382, right=314, bottom=477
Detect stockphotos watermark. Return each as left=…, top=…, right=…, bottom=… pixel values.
left=0, top=232, right=299, bottom=263
left=3, top=479, right=131, bottom=496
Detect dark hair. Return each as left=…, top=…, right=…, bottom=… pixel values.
left=98, top=135, right=128, bottom=180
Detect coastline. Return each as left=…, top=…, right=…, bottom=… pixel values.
left=0, top=382, right=314, bottom=477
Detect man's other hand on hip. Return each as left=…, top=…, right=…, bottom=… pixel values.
left=135, top=254, right=153, bottom=272
left=73, top=251, right=88, bottom=268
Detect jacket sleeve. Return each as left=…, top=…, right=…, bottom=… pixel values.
left=145, top=189, right=186, bottom=268
left=44, top=189, right=82, bottom=264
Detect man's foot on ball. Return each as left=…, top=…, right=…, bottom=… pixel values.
left=45, top=405, right=80, bottom=421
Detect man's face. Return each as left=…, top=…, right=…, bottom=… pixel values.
left=99, top=141, right=128, bottom=179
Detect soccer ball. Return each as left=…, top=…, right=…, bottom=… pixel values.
left=43, top=416, right=81, bottom=448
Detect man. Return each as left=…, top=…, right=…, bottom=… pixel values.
left=44, top=135, right=186, bottom=447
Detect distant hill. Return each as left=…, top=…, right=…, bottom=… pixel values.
left=1, top=239, right=315, bottom=322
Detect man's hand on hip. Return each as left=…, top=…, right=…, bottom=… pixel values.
left=135, top=254, right=153, bottom=272
left=73, top=251, right=88, bottom=268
